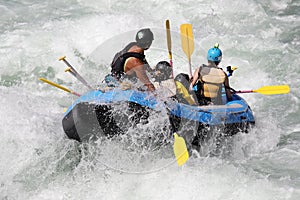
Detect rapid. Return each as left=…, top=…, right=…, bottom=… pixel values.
left=0, top=0, right=299, bottom=199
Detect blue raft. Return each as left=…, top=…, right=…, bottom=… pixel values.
left=62, top=88, right=255, bottom=145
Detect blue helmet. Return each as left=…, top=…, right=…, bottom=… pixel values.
left=207, top=43, right=222, bottom=63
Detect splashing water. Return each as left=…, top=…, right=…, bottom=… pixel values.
left=1, top=0, right=300, bottom=199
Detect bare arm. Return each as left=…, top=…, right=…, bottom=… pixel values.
left=224, top=74, right=232, bottom=101
left=125, top=58, right=155, bottom=92
left=134, top=64, right=155, bottom=91
left=189, top=67, right=199, bottom=90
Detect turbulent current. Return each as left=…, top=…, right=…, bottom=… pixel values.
left=0, top=0, right=299, bottom=199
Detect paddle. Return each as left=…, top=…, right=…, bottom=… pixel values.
left=173, top=133, right=189, bottom=166
left=168, top=112, right=189, bottom=167
left=164, top=21, right=189, bottom=166
left=180, top=24, right=194, bottom=77
left=166, top=20, right=173, bottom=68
left=59, top=56, right=93, bottom=90
left=235, top=85, right=290, bottom=95
left=39, top=77, right=81, bottom=97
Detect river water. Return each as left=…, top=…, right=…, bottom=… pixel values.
left=0, top=0, right=299, bottom=199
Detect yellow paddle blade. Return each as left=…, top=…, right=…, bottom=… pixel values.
left=173, top=133, right=189, bottom=166
left=175, top=81, right=196, bottom=105
left=254, top=85, right=290, bottom=95
left=166, top=20, right=172, bottom=60
left=39, top=78, right=71, bottom=93
left=180, top=24, right=194, bottom=60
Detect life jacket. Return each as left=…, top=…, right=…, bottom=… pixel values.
left=197, top=65, right=226, bottom=99
left=174, top=73, right=197, bottom=105
left=110, top=42, right=148, bottom=80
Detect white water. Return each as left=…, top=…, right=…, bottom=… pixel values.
left=1, top=0, right=300, bottom=199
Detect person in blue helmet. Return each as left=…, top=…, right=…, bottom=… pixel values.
left=189, top=43, right=232, bottom=105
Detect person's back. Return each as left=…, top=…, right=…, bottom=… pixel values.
left=190, top=44, right=232, bottom=105
left=110, top=28, right=155, bottom=92
left=174, top=73, right=197, bottom=105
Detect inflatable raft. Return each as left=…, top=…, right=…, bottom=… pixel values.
left=62, top=88, right=255, bottom=145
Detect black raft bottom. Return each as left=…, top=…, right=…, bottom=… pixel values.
left=62, top=102, right=124, bottom=142
left=62, top=102, right=150, bottom=142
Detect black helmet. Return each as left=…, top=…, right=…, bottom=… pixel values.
left=174, top=73, right=190, bottom=90
left=154, top=61, right=172, bottom=82
left=135, top=28, right=154, bottom=49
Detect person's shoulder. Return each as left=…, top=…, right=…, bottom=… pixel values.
left=200, top=64, right=209, bottom=69
left=128, top=45, right=143, bottom=53
left=198, top=64, right=207, bottom=72
left=126, top=57, right=143, bottom=65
